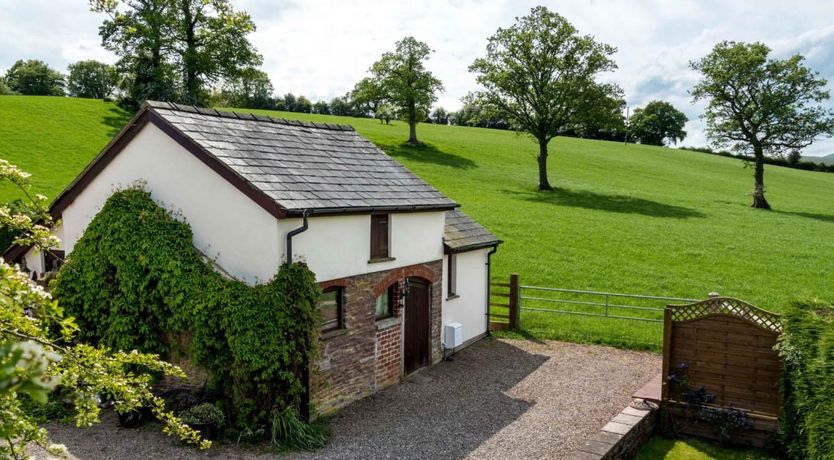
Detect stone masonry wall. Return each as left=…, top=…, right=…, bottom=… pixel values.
left=313, top=260, right=442, bottom=415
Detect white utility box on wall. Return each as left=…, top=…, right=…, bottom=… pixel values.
left=444, top=322, right=463, bottom=349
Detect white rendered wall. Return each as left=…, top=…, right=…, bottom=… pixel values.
left=57, top=123, right=282, bottom=285
left=280, top=211, right=446, bottom=282
left=21, top=222, right=64, bottom=274
left=441, top=248, right=490, bottom=346
left=38, top=122, right=447, bottom=285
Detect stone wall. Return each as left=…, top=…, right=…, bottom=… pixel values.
left=568, top=401, right=658, bottom=460
left=313, top=260, right=442, bottom=415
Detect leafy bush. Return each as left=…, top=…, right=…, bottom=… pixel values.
left=778, top=300, right=834, bottom=459
left=180, top=403, right=225, bottom=426
left=52, top=188, right=321, bottom=438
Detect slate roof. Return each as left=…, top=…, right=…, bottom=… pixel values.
left=146, top=101, right=457, bottom=214
left=444, top=210, right=501, bottom=253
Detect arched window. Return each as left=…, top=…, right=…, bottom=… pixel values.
left=320, top=286, right=344, bottom=332
left=375, top=283, right=396, bottom=320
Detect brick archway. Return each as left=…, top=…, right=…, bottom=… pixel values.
left=372, top=264, right=439, bottom=298
left=319, top=277, right=352, bottom=291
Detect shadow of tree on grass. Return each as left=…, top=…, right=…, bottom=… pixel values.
left=503, top=187, right=706, bottom=219
left=776, top=210, right=834, bottom=224
left=101, top=105, right=132, bottom=137
left=378, top=141, right=477, bottom=170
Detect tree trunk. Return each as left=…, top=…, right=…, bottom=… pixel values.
left=408, top=120, right=418, bottom=145
left=537, top=139, right=553, bottom=191
left=751, top=145, right=771, bottom=210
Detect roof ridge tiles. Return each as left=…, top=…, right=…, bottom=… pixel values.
left=143, top=100, right=355, bottom=131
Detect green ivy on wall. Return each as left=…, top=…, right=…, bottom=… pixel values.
left=52, top=188, right=321, bottom=434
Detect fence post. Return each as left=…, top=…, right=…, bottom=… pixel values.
left=661, top=307, right=672, bottom=401
left=509, top=273, right=520, bottom=330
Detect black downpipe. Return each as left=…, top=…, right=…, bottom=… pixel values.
left=285, top=210, right=311, bottom=419
left=285, top=210, right=310, bottom=266
left=485, top=245, right=498, bottom=335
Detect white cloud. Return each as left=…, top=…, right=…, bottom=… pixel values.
left=1, top=0, right=833, bottom=154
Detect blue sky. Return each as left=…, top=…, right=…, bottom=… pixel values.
left=1, top=0, right=833, bottom=156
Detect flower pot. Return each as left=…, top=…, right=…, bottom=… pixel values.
left=187, top=422, right=217, bottom=440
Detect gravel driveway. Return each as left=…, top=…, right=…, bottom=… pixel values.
left=29, top=338, right=660, bottom=460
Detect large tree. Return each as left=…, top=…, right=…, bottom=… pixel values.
left=92, top=0, right=261, bottom=107
left=3, top=60, right=65, bottom=96
left=370, top=37, right=443, bottom=144
left=469, top=6, right=618, bottom=190
left=171, top=0, right=261, bottom=105
left=570, top=82, right=626, bottom=141
left=219, top=67, right=274, bottom=109
left=0, top=79, right=13, bottom=95
left=350, top=76, right=386, bottom=120
left=67, top=60, right=117, bottom=99
left=92, top=0, right=176, bottom=107
left=691, top=41, right=834, bottom=209
left=629, top=100, right=688, bottom=146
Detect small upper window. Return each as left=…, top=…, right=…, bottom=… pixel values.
left=320, top=287, right=343, bottom=332
left=370, top=214, right=390, bottom=260
left=447, top=254, right=457, bottom=297
left=375, top=284, right=396, bottom=320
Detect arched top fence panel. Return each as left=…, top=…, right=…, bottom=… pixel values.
left=667, top=296, right=782, bottom=334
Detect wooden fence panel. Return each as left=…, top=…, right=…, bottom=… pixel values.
left=662, top=297, right=782, bottom=448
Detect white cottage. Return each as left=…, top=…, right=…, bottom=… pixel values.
left=5, top=101, right=501, bottom=413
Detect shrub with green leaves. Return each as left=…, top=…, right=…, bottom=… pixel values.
left=778, top=300, right=834, bottom=459
left=52, top=188, right=321, bottom=437
left=180, top=403, right=225, bottom=426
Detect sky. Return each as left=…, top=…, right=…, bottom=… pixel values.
left=2, top=0, right=834, bottom=156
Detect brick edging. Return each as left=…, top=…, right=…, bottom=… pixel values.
left=567, top=400, right=658, bottom=460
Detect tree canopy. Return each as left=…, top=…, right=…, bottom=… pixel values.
left=91, top=0, right=261, bottom=108
left=350, top=76, right=386, bottom=120
left=218, top=67, right=274, bottom=109
left=369, top=37, right=443, bottom=144
left=67, top=60, right=117, bottom=99
left=3, top=60, right=65, bottom=96
left=691, top=41, right=834, bottom=209
left=629, top=100, right=688, bottom=146
left=469, top=6, right=619, bottom=190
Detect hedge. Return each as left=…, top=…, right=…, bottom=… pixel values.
left=778, top=300, right=834, bottom=459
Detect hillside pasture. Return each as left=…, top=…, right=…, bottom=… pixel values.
left=2, top=96, right=833, bottom=348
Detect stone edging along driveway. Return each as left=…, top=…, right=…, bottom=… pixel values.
left=31, top=338, right=660, bottom=460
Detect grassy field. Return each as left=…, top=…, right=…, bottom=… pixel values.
left=635, top=437, right=777, bottom=460
left=2, top=95, right=834, bottom=348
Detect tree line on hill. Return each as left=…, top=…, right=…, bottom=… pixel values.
left=2, top=3, right=833, bottom=209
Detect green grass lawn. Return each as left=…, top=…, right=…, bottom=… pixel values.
left=3, top=95, right=834, bottom=348
left=636, top=437, right=777, bottom=460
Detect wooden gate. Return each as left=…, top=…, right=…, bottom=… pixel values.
left=662, top=296, right=782, bottom=447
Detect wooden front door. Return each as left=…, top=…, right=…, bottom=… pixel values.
left=403, top=277, right=430, bottom=374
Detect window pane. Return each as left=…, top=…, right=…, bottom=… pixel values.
left=448, top=255, right=456, bottom=295
left=320, top=288, right=341, bottom=331
left=370, top=214, right=389, bottom=259
left=375, top=290, right=389, bottom=319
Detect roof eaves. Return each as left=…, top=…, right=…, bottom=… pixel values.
left=283, top=202, right=459, bottom=216
left=444, top=239, right=503, bottom=254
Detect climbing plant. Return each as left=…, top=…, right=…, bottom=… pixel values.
left=0, top=161, right=207, bottom=459
left=52, top=188, right=321, bottom=436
